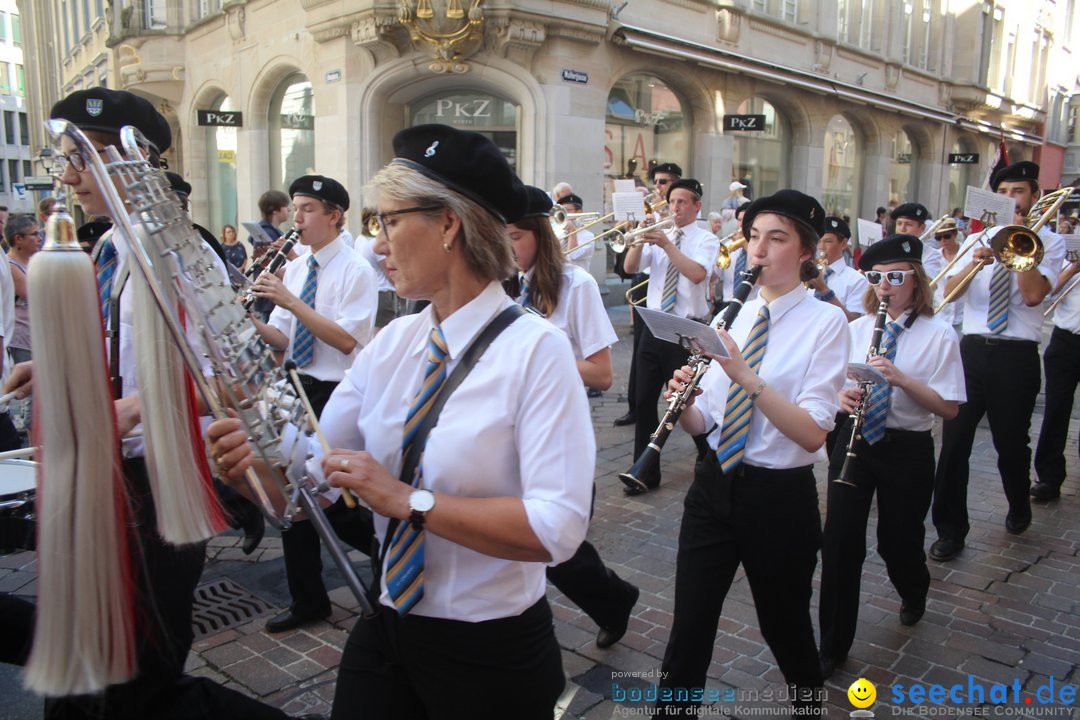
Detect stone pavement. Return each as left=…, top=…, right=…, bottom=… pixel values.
left=2, top=295, right=1078, bottom=720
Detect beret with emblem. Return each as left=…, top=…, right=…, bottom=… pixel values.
left=890, top=202, right=930, bottom=222
left=858, top=233, right=923, bottom=271
left=649, top=162, right=682, bottom=180
left=667, top=178, right=703, bottom=201
left=990, top=161, right=1040, bottom=192
left=391, top=123, right=526, bottom=223
left=741, top=189, right=825, bottom=239
left=289, top=174, right=350, bottom=212
left=522, top=185, right=554, bottom=218
left=50, top=87, right=171, bottom=154
left=556, top=193, right=584, bottom=209
left=165, top=172, right=192, bottom=197
left=823, top=215, right=851, bottom=240
left=77, top=219, right=112, bottom=246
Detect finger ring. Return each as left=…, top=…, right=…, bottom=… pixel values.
left=340, top=458, right=350, bottom=471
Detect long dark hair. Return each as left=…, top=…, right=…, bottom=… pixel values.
left=515, top=215, right=565, bottom=318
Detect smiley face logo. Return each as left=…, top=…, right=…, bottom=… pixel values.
left=848, top=678, right=876, bottom=708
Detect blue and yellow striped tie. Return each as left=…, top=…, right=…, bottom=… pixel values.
left=519, top=276, right=532, bottom=310
left=714, top=306, right=770, bottom=474
left=385, top=326, right=449, bottom=615
left=96, top=237, right=118, bottom=320
left=987, top=262, right=1009, bottom=334
left=860, top=322, right=903, bottom=445
left=291, top=256, right=319, bottom=367
left=734, top=246, right=747, bottom=278
left=660, top=229, right=684, bottom=313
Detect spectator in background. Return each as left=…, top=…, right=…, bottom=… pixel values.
left=220, top=224, right=247, bottom=271
left=5, top=215, right=37, bottom=366
left=708, top=211, right=723, bottom=236
left=37, top=197, right=56, bottom=248
left=721, top=181, right=751, bottom=210
left=875, top=206, right=887, bottom=224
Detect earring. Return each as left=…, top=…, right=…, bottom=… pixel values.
left=443, top=242, right=452, bottom=253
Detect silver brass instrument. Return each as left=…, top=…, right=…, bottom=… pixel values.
left=606, top=217, right=676, bottom=253
left=240, top=230, right=299, bottom=310
left=48, top=119, right=375, bottom=616
left=833, top=298, right=890, bottom=487
left=619, top=265, right=762, bottom=493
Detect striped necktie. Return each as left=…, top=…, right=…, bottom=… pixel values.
left=734, top=246, right=747, bottom=278
left=291, top=255, right=319, bottom=367
left=519, top=275, right=532, bottom=310
left=860, top=321, right=903, bottom=445
left=96, top=237, right=118, bottom=320
left=987, top=262, right=1009, bottom=334
left=660, top=229, right=684, bottom=313
left=386, top=326, right=450, bottom=615
left=714, top=306, right=770, bottom=474
left=815, top=266, right=835, bottom=300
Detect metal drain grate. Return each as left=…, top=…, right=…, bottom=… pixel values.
left=191, top=578, right=275, bottom=639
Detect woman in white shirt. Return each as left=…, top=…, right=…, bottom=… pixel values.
left=818, top=234, right=965, bottom=680
left=656, top=190, right=849, bottom=717
left=209, top=125, right=593, bottom=720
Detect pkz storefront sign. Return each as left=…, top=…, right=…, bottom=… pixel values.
left=197, top=110, right=243, bottom=127
left=948, top=153, right=980, bottom=164
left=723, top=114, right=767, bottom=131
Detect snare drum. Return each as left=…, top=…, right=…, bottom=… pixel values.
left=0, top=458, right=37, bottom=553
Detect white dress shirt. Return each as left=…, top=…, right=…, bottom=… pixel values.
left=718, top=247, right=759, bottom=302
left=927, top=247, right=963, bottom=328
left=845, top=310, right=966, bottom=431
left=947, top=225, right=1065, bottom=341
left=353, top=233, right=394, bottom=293
left=566, top=229, right=596, bottom=272
left=807, top=256, right=868, bottom=315
left=699, top=284, right=850, bottom=468
left=268, top=234, right=377, bottom=382
left=639, top=223, right=719, bottom=319
left=1048, top=259, right=1080, bottom=334
left=521, top=264, right=617, bottom=360
left=312, top=281, right=593, bottom=621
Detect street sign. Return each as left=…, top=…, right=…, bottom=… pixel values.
left=12, top=183, right=24, bottom=199
left=197, top=110, right=243, bottom=127
left=23, top=175, right=54, bottom=191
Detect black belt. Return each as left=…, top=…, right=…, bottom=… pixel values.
left=967, top=334, right=1037, bottom=347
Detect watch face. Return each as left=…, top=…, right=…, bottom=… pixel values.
left=411, top=490, right=435, bottom=513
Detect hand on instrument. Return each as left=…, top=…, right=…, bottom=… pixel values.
left=971, top=246, right=994, bottom=267
left=810, top=273, right=829, bottom=292
left=868, top=355, right=907, bottom=388
left=838, top=387, right=864, bottom=414
left=709, top=328, right=756, bottom=389
left=207, top=415, right=255, bottom=482
left=324, top=450, right=410, bottom=521
left=665, top=365, right=702, bottom=406
left=3, top=361, right=33, bottom=399
left=114, top=395, right=142, bottom=439
left=251, top=271, right=299, bottom=310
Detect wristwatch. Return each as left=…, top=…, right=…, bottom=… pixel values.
left=408, top=489, right=436, bottom=529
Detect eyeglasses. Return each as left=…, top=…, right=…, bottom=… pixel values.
left=375, top=205, right=444, bottom=236
left=865, top=269, right=916, bottom=286
left=655, top=179, right=672, bottom=185
left=51, top=146, right=110, bottom=174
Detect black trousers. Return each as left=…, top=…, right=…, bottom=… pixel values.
left=0, top=592, right=34, bottom=665
left=1034, top=326, right=1080, bottom=489
left=625, top=273, right=649, bottom=415
left=819, top=425, right=934, bottom=663
left=658, top=457, right=823, bottom=716
left=632, top=324, right=691, bottom=488
left=933, top=335, right=1040, bottom=541
left=331, top=597, right=564, bottom=720
left=45, top=458, right=288, bottom=720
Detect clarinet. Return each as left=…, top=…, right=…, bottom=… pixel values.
left=833, top=297, right=890, bottom=487
left=245, top=228, right=300, bottom=279
left=240, top=230, right=300, bottom=311
left=619, top=265, right=762, bottom=491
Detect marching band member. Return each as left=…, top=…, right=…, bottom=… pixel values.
left=249, top=174, right=378, bottom=634
left=621, top=177, right=719, bottom=494
left=657, top=190, right=848, bottom=716
left=927, top=218, right=964, bottom=334
left=818, top=234, right=965, bottom=679
left=558, top=192, right=595, bottom=272
left=806, top=215, right=868, bottom=321
left=931, top=161, right=1065, bottom=561
left=210, top=124, right=593, bottom=719
left=891, top=202, right=939, bottom=273
left=509, top=185, right=639, bottom=647
left=715, top=204, right=751, bottom=313
left=1032, top=255, right=1080, bottom=502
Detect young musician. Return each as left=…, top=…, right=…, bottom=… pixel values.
left=210, top=125, right=593, bottom=719
left=558, top=192, right=595, bottom=273
left=931, top=161, right=1065, bottom=560
left=818, top=234, right=965, bottom=679
left=807, top=215, right=868, bottom=321
left=927, top=218, right=964, bottom=333
left=657, top=190, right=849, bottom=716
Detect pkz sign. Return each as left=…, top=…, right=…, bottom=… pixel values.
left=949, top=153, right=980, bottom=164
left=197, top=110, right=243, bottom=127
left=723, top=114, right=767, bottom=131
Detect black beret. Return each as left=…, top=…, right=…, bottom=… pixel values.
left=890, top=203, right=930, bottom=222
left=649, top=162, right=682, bottom=180
left=50, top=87, right=171, bottom=154
left=522, top=185, right=554, bottom=218
left=77, top=219, right=112, bottom=243
left=823, top=215, right=851, bottom=239
left=858, top=234, right=923, bottom=271
left=391, top=124, right=526, bottom=223
left=990, top=161, right=1040, bottom=191
left=556, top=193, right=584, bottom=209
left=289, top=174, right=350, bottom=212
left=741, top=189, right=825, bottom=239
left=667, top=178, right=703, bottom=200
left=165, top=172, right=191, bottom=197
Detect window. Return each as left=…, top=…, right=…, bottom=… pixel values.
left=0, top=12, right=7, bottom=43
left=61, top=0, right=71, bottom=53
left=268, top=74, right=315, bottom=192
left=781, top=0, right=796, bottom=22
left=888, top=130, right=918, bottom=206
left=605, top=74, right=689, bottom=187
left=11, top=13, right=19, bottom=46
left=15, top=65, right=23, bottom=96
left=750, top=0, right=767, bottom=11
left=81, top=0, right=90, bottom=34
left=205, top=94, right=238, bottom=236
left=8, top=160, right=19, bottom=189
left=1069, top=103, right=1080, bottom=145
left=22, top=160, right=30, bottom=178
left=858, top=0, right=873, bottom=48
left=3, top=111, right=14, bottom=145
left=96, top=0, right=104, bottom=18
left=731, top=97, right=789, bottom=200
left=821, top=115, right=861, bottom=219
left=144, top=0, right=167, bottom=29
left=901, top=1, right=914, bottom=65
left=18, top=112, right=28, bottom=146
left=837, top=0, right=848, bottom=41
left=918, top=0, right=932, bottom=70
left=0, top=64, right=9, bottom=93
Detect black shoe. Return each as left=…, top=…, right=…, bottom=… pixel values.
left=597, top=585, right=640, bottom=649
left=819, top=654, right=845, bottom=680
left=266, top=608, right=331, bottom=633
left=929, top=537, right=964, bottom=562
left=613, top=412, right=637, bottom=427
left=239, top=506, right=265, bottom=556
left=1005, top=509, right=1032, bottom=535
left=587, top=388, right=604, bottom=399
left=1030, top=483, right=1061, bottom=503
left=900, top=597, right=926, bottom=626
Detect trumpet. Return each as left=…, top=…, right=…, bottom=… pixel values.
left=715, top=231, right=747, bottom=269
left=559, top=198, right=668, bottom=251
left=240, top=229, right=299, bottom=310
left=550, top=205, right=601, bottom=227
left=603, top=217, right=677, bottom=253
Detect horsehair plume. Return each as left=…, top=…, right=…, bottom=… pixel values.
left=23, top=203, right=135, bottom=695
left=131, top=222, right=225, bottom=545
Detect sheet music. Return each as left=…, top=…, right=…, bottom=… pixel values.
left=857, top=218, right=883, bottom=247
left=635, top=307, right=731, bottom=358
left=611, top=192, right=647, bottom=223
left=1059, top=234, right=1080, bottom=255
left=242, top=221, right=274, bottom=246
left=846, top=362, right=887, bottom=386
left=613, top=179, right=637, bottom=194
left=963, top=186, right=1016, bottom=226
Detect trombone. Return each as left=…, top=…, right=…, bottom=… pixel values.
left=604, top=217, right=677, bottom=253
left=919, top=214, right=953, bottom=244
left=560, top=200, right=669, bottom=255
left=1044, top=249, right=1080, bottom=317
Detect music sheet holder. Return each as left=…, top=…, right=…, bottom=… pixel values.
left=635, top=307, right=731, bottom=358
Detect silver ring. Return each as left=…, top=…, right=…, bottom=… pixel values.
left=340, top=458, right=350, bottom=471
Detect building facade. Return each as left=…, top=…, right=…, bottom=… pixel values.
left=0, top=0, right=32, bottom=214
left=16, top=0, right=1080, bottom=250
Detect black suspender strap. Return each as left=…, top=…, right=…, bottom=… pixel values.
left=108, top=263, right=130, bottom=400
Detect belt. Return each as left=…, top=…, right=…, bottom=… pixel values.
left=969, top=334, right=1037, bottom=347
